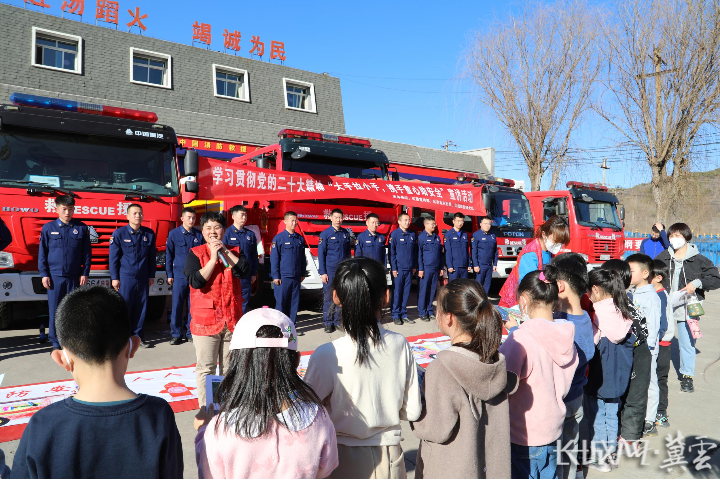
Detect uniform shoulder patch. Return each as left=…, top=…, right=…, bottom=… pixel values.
left=109, top=237, right=114, bottom=244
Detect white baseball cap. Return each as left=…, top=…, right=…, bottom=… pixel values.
left=229, top=307, right=298, bottom=350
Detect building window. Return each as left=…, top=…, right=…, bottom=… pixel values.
left=31, top=27, right=82, bottom=74
left=283, top=78, right=316, bottom=113
left=212, top=64, right=249, bottom=102
left=130, top=48, right=172, bottom=89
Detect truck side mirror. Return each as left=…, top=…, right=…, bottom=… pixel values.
left=482, top=192, right=492, bottom=212
left=184, top=150, right=199, bottom=177
left=619, top=205, right=626, bottom=220
left=557, top=200, right=568, bottom=216
left=391, top=171, right=400, bottom=182
left=181, top=181, right=198, bottom=204
left=255, top=156, right=268, bottom=169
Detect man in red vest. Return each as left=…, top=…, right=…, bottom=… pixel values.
left=184, top=211, right=249, bottom=408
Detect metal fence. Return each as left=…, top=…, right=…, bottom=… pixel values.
left=625, top=232, right=720, bottom=266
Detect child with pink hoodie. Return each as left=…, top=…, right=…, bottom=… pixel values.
left=500, top=265, right=578, bottom=479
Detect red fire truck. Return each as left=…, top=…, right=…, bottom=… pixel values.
left=525, top=181, right=626, bottom=269
left=0, top=93, right=185, bottom=328
left=182, top=129, right=402, bottom=300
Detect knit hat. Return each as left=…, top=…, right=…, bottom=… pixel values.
left=229, top=307, right=297, bottom=350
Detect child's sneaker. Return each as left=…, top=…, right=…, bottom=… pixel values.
left=642, top=422, right=658, bottom=437
left=587, top=459, right=612, bottom=473
left=655, top=413, right=670, bottom=428
left=681, top=375, right=694, bottom=393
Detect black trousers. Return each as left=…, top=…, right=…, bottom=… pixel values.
left=657, top=345, right=672, bottom=416
left=620, top=345, right=652, bottom=440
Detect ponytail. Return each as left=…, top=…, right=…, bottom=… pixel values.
left=436, top=279, right=502, bottom=363
left=589, top=268, right=634, bottom=320
left=332, top=257, right=385, bottom=366
left=517, top=264, right=560, bottom=308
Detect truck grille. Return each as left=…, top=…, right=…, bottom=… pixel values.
left=591, top=239, right=621, bottom=262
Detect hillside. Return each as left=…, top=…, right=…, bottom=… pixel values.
left=614, top=168, right=720, bottom=235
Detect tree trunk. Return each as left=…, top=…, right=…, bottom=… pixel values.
left=528, top=162, right=544, bottom=191
left=650, top=161, right=669, bottom=223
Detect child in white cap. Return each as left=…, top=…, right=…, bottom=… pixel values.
left=194, top=307, right=339, bottom=479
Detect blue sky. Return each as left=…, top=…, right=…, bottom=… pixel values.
left=14, top=0, right=714, bottom=190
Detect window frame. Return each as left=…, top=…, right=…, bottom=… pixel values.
left=31, top=27, right=82, bottom=75
left=129, top=47, right=172, bottom=89
left=212, top=64, right=250, bottom=103
left=282, top=78, right=317, bottom=113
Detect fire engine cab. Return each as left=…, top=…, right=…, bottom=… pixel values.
left=525, top=181, right=626, bottom=269
left=0, top=93, right=183, bottom=328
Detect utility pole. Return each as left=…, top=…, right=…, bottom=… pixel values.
left=600, top=158, right=610, bottom=185
left=441, top=140, right=457, bottom=151
left=636, top=47, right=677, bottom=153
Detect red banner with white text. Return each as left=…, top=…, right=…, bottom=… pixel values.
left=197, top=157, right=486, bottom=215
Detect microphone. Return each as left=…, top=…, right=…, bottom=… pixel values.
left=217, top=249, right=230, bottom=268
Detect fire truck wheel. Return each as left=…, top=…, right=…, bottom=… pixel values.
left=146, top=296, right=168, bottom=323
left=0, top=302, right=13, bottom=330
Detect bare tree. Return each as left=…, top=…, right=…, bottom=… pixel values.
left=597, top=0, right=720, bottom=221
left=467, top=0, right=601, bottom=190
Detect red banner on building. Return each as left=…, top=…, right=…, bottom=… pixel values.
left=197, top=157, right=487, bottom=215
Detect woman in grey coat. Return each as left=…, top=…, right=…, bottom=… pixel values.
left=411, top=279, right=518, bottom=479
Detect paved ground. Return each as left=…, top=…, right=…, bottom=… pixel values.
left=1, top=280, right=720, bottom=478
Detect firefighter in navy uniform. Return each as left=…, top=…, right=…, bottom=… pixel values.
left=445, top=212, right=472, bottom=281
left=389, top=212, right=417, bottom=325
left=38, top=195, right=92, bottom=350
left=317, top=208, right=351, bottom=333
left=166, top=207, right=204, bottom=345
left=223, top=205, right=258, bottom=315
left=109, top=204, right=157, bottom=348
left=0, top=218, right=11, bottom=252
left=417, top=216, right=444, bottom=322
left=472, top=216, right=499, bottom=295
left=355, top=213, right=387, bottom=267
left=270, top=211, right=306, bottom=335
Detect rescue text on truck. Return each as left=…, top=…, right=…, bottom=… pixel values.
left=0, top=93, right=182, bottom=328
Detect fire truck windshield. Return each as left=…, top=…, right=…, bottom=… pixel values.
left=488, top=191, right=533, bottom=230
left=574, top=199, right=622, bottom=229
left=284, top=153, right=389, bottom=180
left=0, top=127, right=178, bottom=196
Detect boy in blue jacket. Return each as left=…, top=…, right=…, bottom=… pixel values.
left=10, top=286, right=183, bottom=479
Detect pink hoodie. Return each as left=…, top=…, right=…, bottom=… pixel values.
left=499, top=318, right=578, bottom=447
left=591, top=298, right=633, bottom=345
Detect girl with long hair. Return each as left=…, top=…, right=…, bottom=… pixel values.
left=304, top=257, right=422, bottom=479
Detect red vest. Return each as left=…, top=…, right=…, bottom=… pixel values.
left=189, top=244, right=243, bottom=336
left=499, top=238, right=545, bottom=307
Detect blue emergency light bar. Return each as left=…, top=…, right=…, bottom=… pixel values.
left=9, top=93, right=159, bottom=123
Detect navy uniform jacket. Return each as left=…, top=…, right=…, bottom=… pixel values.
left=355, top=230, right=387, bottom=266
left=472, top=230, right=499, bottom=267
left=317, top=226, right=351, bottom=275
left=223, top=226, right=258, bottom=278
left=109, top=225, right=157, bottom=280
left=0, top=218, right=11, bottom=252
left=445, top=228, right=471, bottom=269
left=38, top=219, right=92, bottom=278
left=166, top=226, right=204, bottom=278
left=389, top=229, right=418, bottom=272
left=418, top=231, right=444, bottom=272
left=271, top=230, right=307, bottom=279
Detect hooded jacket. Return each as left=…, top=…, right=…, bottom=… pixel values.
left=499, top=318, right=578, bottom=446
left=630, top=284, right=662, bottom=350
left=656, top=243, right=720, bottom=302
left=412, top=347, right=518, bottom=479
left=586, top=298, right=635, bottom=399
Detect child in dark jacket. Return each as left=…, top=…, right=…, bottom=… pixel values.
left=651, top=260, right=671, bottom=430
left=585, top=268, right=635, bottom=472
